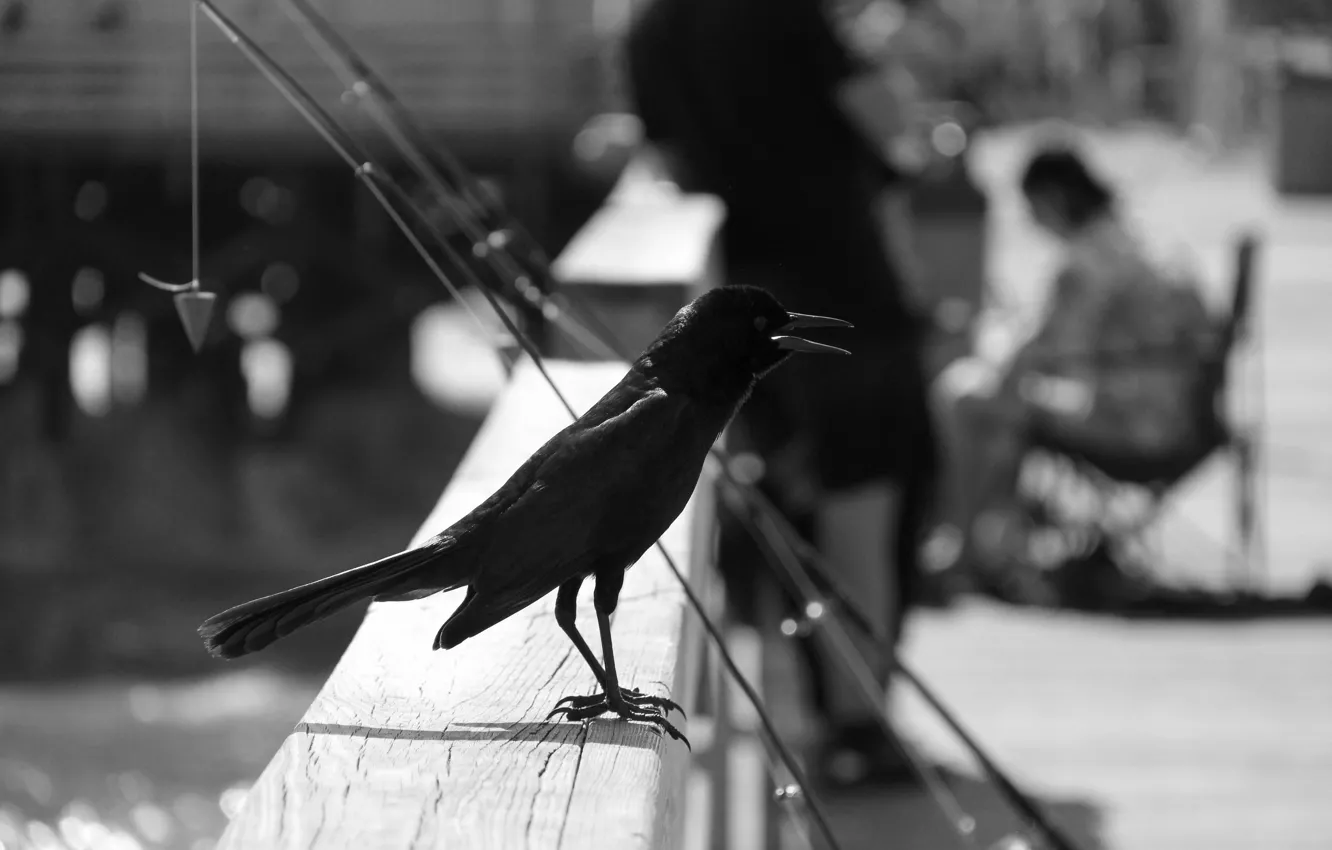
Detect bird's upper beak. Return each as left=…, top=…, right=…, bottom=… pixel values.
left=772, top=312, right=853, bottom=355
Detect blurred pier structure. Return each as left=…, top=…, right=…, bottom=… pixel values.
left=0, top=0, right=643, bottom=677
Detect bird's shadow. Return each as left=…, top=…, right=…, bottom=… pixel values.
left=295, top=719, right=666, bottom=752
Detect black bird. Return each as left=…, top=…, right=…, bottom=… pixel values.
left=198, top=285, right=850, bottom=743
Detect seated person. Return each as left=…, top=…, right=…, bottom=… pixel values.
left=931, top=145, right=1217, bottom=583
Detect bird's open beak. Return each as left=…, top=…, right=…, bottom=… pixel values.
left=781, top=312, right=854, bottom=331
left=772, top=312, right=853, bottom=355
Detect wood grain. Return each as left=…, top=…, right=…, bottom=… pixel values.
left=551, top=193, right=725, bottom=290
left=217, top=359, right=713, bottom=849
left=548, top=163, right=725, bottom=360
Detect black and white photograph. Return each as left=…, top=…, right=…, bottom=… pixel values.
left=1, top=0, right=1330, bottom=848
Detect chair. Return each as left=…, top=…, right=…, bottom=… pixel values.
left=1013, top=232, right=1263, bottom=591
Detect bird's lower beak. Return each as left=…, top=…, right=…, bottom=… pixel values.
left=772, top=311, right=853, bottom=355
left=773, top=335, right=851, bottom=355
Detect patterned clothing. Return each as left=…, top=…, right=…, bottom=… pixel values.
left=1018, top=217, right=1216, bottom=454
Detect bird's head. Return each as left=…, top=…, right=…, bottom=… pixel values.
left=637, top=285, right=851, bottom=401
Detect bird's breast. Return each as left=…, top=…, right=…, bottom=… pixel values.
left=598, top=405, right=722, bottom=555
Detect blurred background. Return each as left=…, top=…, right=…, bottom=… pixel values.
left=2, top=0, right=1331, bottom=848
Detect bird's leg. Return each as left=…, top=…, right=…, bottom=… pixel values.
left=547, top=569, right=687, bottom=746
left=549, top=568, right=684, bottom=721
left=595, top=605, right=689, bottom=743
left=548, top=570, right=684, bottom=719
left=551, top=576, right=610, bottom=690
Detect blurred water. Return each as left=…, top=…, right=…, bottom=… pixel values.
left=0, top=287, right=501, bottom=850
left=0, top=669, right=320, bottom=850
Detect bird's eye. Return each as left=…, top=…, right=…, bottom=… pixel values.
left=753, top=316, right=768, bottom=332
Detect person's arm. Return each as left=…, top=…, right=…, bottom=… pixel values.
left=841, top=71, right=932, bottom=177
left=794, top=0, right=924, bottom=178
left=786, top=0, right=932, bottom=307
left=1001, top=266, right=1083, bottom=383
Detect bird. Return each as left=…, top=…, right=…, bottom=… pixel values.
left=198, top=285, right=851, bottom=744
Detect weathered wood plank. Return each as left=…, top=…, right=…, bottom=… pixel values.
left=553, top=156, right=723, bottom=289
left=548, top=156, right=725, bottom=360
left=217, top=358, right=713, bottom=849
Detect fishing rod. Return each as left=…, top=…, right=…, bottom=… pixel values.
left=158, top=4, right=1080, bottom=846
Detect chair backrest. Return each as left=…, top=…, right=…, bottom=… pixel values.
left=1216, top=232, right=1261, bottom=359
left=1194, top=232, right=1260, bottom=409
left=1187, top=232, right=1260, bottom=443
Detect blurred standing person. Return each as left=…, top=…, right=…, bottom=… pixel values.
left=624, top=0, right=942, bottom=787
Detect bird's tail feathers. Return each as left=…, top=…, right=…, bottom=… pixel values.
left=199, top=545, right=460, bottom=660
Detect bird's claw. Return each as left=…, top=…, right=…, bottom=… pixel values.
left=552, top=687, right=685, bottom=720
left=547, top=689, right=690, bottom=749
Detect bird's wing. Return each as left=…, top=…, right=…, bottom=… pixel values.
left=435, top=385, right=707, bottom=648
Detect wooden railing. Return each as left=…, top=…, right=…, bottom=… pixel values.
left=548, top=153, right=725, bottom=359
left=216, top=150, right=771, bottom=849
